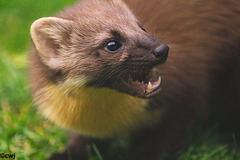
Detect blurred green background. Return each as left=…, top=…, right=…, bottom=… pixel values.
left=0, top=0, right=239, bottom=159
left=0, top=0, right=77, bottom=159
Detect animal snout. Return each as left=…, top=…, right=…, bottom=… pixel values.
left=153, top=44, right=169, bottom=62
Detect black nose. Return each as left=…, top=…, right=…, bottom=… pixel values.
left=153, top=44, right=169, bottom=60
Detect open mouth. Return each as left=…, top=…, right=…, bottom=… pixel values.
left=121, top=68, right=162, bottom=98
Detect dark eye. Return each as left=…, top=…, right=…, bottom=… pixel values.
left=105, top=40, right=122, bottom=53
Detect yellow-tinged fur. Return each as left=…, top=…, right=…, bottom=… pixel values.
left=34, top=79, right=163, bottom=138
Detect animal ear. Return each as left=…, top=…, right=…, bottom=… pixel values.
left=30, top=17, right=73, bottom=69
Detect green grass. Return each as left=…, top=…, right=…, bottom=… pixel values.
left=0, top=0, right=239, bottom=159
left=0, top=0, right=77, bottom=53
left=178, top=124, right=240, bottom=160
left=0, top=50, right=68, bottom=160
left=0, top=0, right=77, bottom=159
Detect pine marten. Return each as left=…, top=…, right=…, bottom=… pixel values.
left=29, top=0, right=240, bottom=159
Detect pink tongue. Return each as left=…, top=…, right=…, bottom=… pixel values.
left=146, top=83, right=159, bottom=93
left=152, top=82, right=160, bottom=88
left=145, top=77, right=161, bottom=93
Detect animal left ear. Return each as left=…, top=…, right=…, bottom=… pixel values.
left=30, top=17, right=74, bottom=69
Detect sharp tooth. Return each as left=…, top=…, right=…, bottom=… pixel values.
left=147, top=82, right=153, bottom=90
left=157, top=76, right=161, bottom=85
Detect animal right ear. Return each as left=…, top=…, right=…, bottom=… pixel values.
left=30, top=17, right=73, bottom=69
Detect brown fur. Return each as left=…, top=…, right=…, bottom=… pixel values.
left=29, top=0, right=240, bottom=159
